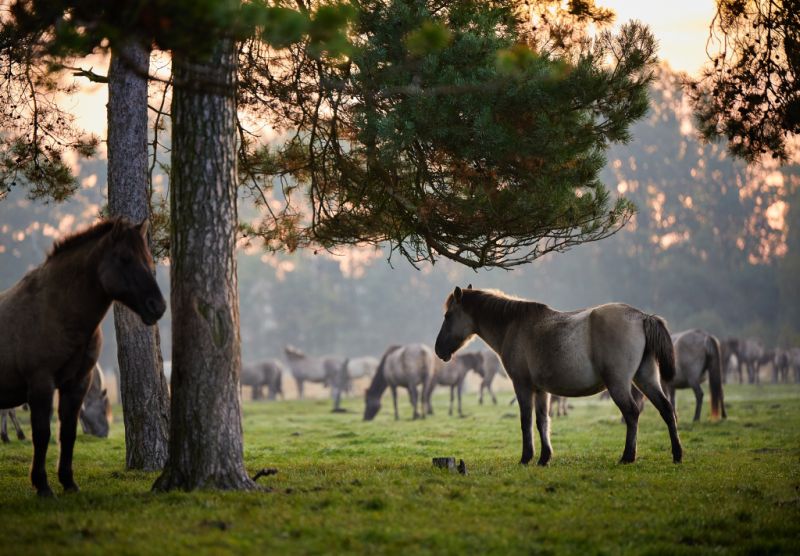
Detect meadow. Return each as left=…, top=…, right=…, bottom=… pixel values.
left=1, top=384, right=799, bottom=555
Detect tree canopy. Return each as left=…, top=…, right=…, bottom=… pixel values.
left=239, top=0, right=657, bottom=268
left=690, top=0, right=800, bottom=163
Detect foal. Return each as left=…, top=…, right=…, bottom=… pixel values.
left=435, top=286, right=682, bottom=466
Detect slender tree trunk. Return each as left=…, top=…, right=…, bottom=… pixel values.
left=153, top=38, right=254, bottom=491
left=107, top=39, right=170, bottom=471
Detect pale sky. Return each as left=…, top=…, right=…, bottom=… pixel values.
left=70, top=1, right=718, bottom=137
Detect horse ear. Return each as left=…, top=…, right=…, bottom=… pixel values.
left=466, top=284, right=472, bottom=289
left=111, top=219, right=126, bottom=241
left=136, top=218, right=150, bottom=239
left=453, top=286, right=463, bottom=303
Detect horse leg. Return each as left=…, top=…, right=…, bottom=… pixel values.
left=490, top=381, right=498, bottom=405
left=1, top=412, right=8, bottom=443
left=534, top=391, right=552, bottom=466
left=690, top=381, right=703, bottom=422
left=448, top=385, right=454, bottom=416
left=28, top=383, right=55, bottom=496
left=510, top=375, right=534, bottom=465
left=391, top=385, right=399, bottom=421
left=296, top=378, right=304, bottom=400
left=633, top=358, right=683, bottom=463
left=479, top=381, right=485, bottom=405
left=57, top=376, right=91, bottom=493
left=9, top=409, right=25, bottom=440
left=409, top=384, right=421, bottom=420
left=606, top=381, right=641, bottom=464
left=457, top=379, right=464, bottom=418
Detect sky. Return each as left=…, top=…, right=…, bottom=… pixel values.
left=68, top=1, right=718, bottom=137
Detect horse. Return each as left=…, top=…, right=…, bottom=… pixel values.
left=241, top=359, right=285, bottom=401
left=772, top=349, right=790, bottom=383
left=78, top=364, right=112, bottom=437
left=663, top=329, right=726, bottom=422
left=0, top=218, right=166, bottom=496
left=788, top=348, right=800, bottom=383
left=364, top=344, right=435, bottom=421
left=331, top=356, right=379, bottom=411
left=549, top=396, right=569, bottom=417
left=284, top=345, right=342, bottom=399
left=474, top=350, right=507, bottom=405
left=719, top=337, right=741, bottom=384
left=424, top=351, right=483, bottom=417
left=1, top=408, right=25, bottom=442
left=739, top=338, right=766, bottom=384
left=435, top=286, right=682, bottom=466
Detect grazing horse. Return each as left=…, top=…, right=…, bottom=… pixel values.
left=79, top=364, right=112, bottom=438
left=284, top=345, right=343, bottom=399
left=242, top=359, right=285, bottom=400
left=364, top=344, right=435, bottom=421
left=664, top=329, right=726, bottom=422
left=0, top=218, right=166, bottom=496
left=474, top=350, right=507, bottom=405
left=435, top=286, right=682, bottom=466
left=1, top=408, right=25, bottom=442
left=425, top=351, right=483, bottom=417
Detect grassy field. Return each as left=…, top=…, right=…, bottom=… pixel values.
left=1, top=384, right=799, bottom=555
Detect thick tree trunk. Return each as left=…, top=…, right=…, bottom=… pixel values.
left=153, top=39, right=254, bottom=491
left=107, top=39, right=170, bottom=471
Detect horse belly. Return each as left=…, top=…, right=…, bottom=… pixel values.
left=534, top=351, right=604, bottom=397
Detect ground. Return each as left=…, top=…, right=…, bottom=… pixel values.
left=1, top=384, right=799, bottom=555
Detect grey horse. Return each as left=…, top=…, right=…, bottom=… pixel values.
left=425, top=351, right=483, bottom=417
left=364, top=344, right=435, bottom=421
left=435, top=286, right=682, bottom=466
left=284, top=345, right=343, bottom=399
left=664, top=330, right=726, bottom=422
left=473, top=350, right=507, bottom=405
left=331, top=356, right=379, bottom=411
left=788, top=348, right=800, bottom=383
left=79, top=364, right=112, bottom=438
left=241, top=359, right=285, bottom=400
left=1, top=408, right=25, bottom=442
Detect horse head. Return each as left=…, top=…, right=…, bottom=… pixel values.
left=79, top=367, right=112, bottom=438
left=98, top=219, right=166, bottom=326
left=435, top=285, right=476, bottom=362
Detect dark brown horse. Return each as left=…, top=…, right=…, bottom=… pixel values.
left=0, top=218, right=165, bottom=496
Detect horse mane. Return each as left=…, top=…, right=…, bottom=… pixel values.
left=454, top=288, right=544, bottom=326
left=47, top=218, right=120, bottom=260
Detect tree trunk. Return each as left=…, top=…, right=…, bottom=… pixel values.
left=153, top=38, right=254, bottom=491
left=107, top=39, right=170, bottom=471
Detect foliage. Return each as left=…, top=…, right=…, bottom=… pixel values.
left=689, top=0, right=800, bottom=163
left=0, top=386, right=798, bottom=553
left=238, top=0, right=658, bottom=268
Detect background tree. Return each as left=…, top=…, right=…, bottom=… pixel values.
left=690, top=0, right=799, bottom=163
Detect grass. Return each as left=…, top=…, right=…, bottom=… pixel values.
left=1, top=384, right=799, bottom=555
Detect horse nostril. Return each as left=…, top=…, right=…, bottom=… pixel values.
left=146, top=297, right=166, bottom=316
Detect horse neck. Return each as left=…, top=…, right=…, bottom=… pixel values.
left=43, top=238, right=112, bottom=335
left=463, top=292, right=545, bottom=356
left=366, top=360, right=389, bottom=399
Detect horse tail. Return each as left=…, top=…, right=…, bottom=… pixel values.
left=705, top=334, right=725, bottom=419
left=643, top=314, right=675, bottom=382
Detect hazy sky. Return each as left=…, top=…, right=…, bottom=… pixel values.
left=69, top=1, right=718, bottom=137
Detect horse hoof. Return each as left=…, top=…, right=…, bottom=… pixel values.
left=63, top=484, right=80, bottom=494
left=37, top=487, right=55, bottom=498
left=619, top=456, right=636, bottom=464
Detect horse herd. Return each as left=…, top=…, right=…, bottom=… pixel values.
left=240, top=344, right=507, bottom=419
left=1, top=218, right=798, bottom=497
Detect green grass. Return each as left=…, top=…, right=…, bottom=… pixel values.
left=1, top=385, right=799, bottom=555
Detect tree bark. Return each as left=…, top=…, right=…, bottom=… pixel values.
left=107, top=39, right=170, bottom=471
left=153, top=38, right=254, bottom=491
